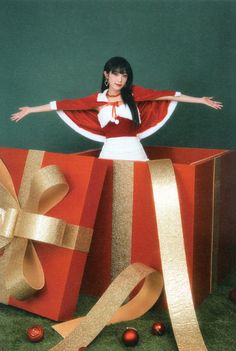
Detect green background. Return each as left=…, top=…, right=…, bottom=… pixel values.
left=0, top=0, right=235, bottom=153
left=0, top=2, right=236, bottom=350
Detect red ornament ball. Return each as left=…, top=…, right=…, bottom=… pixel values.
left=122, top=327, right=139, bottom=347
left=151, top=321, right=166, bottom=336
left=26, top=325, right=44, bottom=342
left=229, top=288, right=236, bottom=303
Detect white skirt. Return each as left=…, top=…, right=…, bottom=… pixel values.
left=98, top=137, right=149, bottom=161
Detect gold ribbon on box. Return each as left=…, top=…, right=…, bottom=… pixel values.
left=111, top=160, right=134, bottom=279
left=50, top=158, right=208, bottom=351
left=0, top=150, right=93, bottom=303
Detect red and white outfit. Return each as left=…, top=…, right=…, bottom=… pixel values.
left=50, top=85, right=181, bottom=161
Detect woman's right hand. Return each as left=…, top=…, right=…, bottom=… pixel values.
left=10, top=106, right=32, bottom=122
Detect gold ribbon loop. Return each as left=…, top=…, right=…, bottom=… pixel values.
left=24, top=165, right=69, bottom=214
left=5, top=238, right=45, bottom=300
left=51, top=263, right=163, bottom=350
left=0, top=186, right=19, bottom=211
left=0, top=160, right=18, bottom=203
left=0, top=208, right=18, bottom=244
left=0, top=152, right=73, bottom=300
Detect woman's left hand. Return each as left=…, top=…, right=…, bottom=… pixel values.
left=201, top=97, right=223, bottom=110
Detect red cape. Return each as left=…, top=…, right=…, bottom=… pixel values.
left=55, top=85, right=180, bottom=142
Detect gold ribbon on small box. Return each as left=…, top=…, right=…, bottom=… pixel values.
left=0, top=150, right=93, bottom=303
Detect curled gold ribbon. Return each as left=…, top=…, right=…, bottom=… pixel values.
left=50, top=263, right=163, bottom=350
left=0, top=150, right=92, bottom=301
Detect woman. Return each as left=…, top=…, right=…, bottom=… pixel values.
left=11, top=57, right=222, bottom=161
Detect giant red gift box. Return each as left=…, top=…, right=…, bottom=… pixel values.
left=0, top=147, right=107, bottom=321
left=81, top=146, right=236, bottom=306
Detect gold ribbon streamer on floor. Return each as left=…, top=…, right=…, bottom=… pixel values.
left=50, top=263, right=163, bottom=350
left=0, top=150, right=93, bottom=302
left=148, top=159, right=208, bottom=351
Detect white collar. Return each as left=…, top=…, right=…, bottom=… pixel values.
left=97, top=89, right=109, bottom=102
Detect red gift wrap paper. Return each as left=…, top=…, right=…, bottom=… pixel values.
left=0, top=148, right=107, bottom=321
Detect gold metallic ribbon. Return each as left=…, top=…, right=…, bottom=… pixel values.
left=148, top=159, right=207, bottom=351
left=111, top=160, right=134, bottom=280
left=50, top=263, right=163, bottom=351
left=0, top=150, right=92, bottom=301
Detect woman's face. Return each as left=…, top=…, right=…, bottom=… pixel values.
left=104, top=70, right=128, bottom=92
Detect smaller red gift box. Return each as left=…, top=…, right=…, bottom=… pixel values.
left=80, top=146, right=236, bottom=306
left=0, top=147, right=107, bottom=321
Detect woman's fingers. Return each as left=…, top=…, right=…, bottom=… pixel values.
left=10, top=107, right=30, bottom=122
left=10, top=113, right=24, bottom=122
left=203, top=97, right=223, bottom=109
left=10, top=115, right=21, bottom=122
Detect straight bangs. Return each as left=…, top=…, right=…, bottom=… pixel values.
left=111, top=66, right=127, bottom=75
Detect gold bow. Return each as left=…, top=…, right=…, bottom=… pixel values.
left=0, top=150, right=92, bottom=302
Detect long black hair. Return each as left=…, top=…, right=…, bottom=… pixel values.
left=101, top=57, right=140, bottom=126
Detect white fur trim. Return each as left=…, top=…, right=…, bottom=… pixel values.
left=50, top=101, right=57, bottom=110
left=56, top=110, right=106, bottom=142
left=137, top=92, right=181, bottom=140
left=98, top=104, right=133, bottom=128
left=97, top=90, right=109, bottom=102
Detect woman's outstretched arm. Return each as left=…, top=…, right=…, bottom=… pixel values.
left=11, top=104, right=52, bottom=122
left=156, top=94, right=223, bottom=110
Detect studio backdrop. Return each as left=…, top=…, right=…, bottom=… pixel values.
left=0, top=0, right=235, bottom=152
